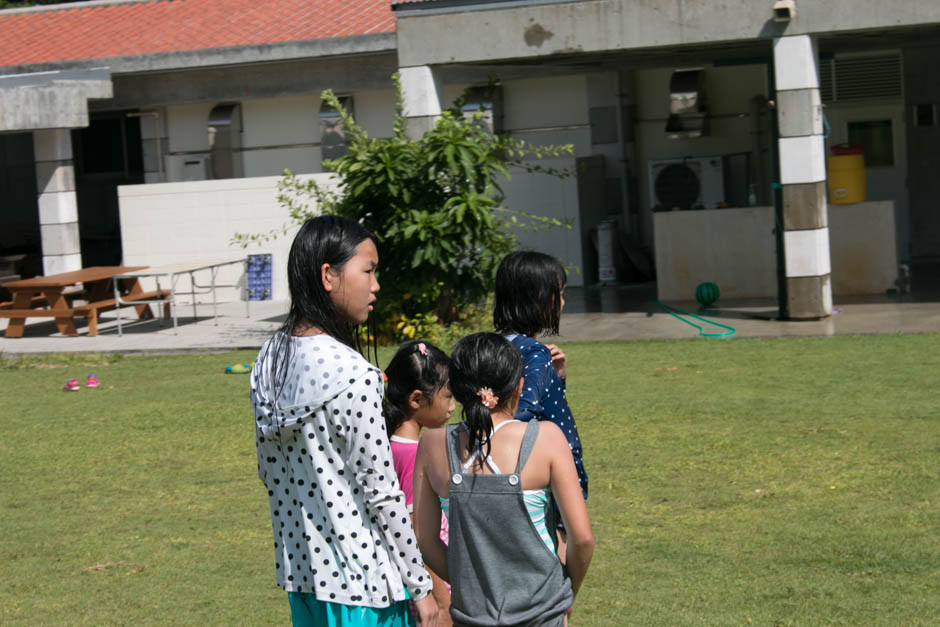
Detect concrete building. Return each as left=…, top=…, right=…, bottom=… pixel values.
left=2, top=0, right=939, bottom=318
left=394, top=0, right=940, bottom=318
left=0, top=0, right=402, bottom=298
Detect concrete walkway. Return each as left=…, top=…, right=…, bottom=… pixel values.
left=1, top=286, right=938, bottom=355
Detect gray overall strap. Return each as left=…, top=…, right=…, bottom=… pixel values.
left=445, top=424, right=463, bottom=476
left=514, top=419, right=541, bottom=474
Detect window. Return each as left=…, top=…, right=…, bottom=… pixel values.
left=847, top=120, right=893, bottom=167
left=320, top=96, right=353, bottom=163
left=459, top=85, right=501, bottom=135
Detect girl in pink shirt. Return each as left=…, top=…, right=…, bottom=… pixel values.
left=384, top=340, right=454, bottom=625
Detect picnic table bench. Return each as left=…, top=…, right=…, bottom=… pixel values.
left=0, top=266, right=169, bottom=338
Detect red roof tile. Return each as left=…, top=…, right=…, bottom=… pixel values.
left=0, top=0, right=397, bottom=69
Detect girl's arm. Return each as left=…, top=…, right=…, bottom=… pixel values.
left=544, top=423, right=594, bottom=599
left=413, top=430, right=450, bottom=582
left=515, top=344, right=554, bottom=422
left=338, top=370, right=434, bottom=602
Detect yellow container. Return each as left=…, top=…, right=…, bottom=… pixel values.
left=827, top=154, right=866, bottom=204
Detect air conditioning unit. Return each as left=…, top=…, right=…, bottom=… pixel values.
left=648, top=156, right=724, bottom=210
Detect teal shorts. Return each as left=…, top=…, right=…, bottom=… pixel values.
left=288, top=591, right=413, bottom=627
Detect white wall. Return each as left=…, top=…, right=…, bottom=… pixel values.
left=118, top=167, right=584, bottom=306
left=654, top=207, right=778, bottom=301
left=829, top=201, right=898, bottom=295
left=118, top=174, right=338, bottom=302
left=502, top=75, right=592, bottom=157
left=162, top=90, right=397, bottom=181
left=652, top=201, right=899, bottom=301
left=241, top=95, right=319, bottom=177
left=352, top=88, right=397, bottom=139
left=501, top=158, right=584, bottom=286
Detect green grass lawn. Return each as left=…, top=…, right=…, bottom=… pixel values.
left=1, top=334, right=938, bottom=625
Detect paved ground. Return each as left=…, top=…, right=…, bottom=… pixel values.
left=2, top=282, right=939, bottom=356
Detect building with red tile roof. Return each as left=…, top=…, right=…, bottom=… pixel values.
left=0, top=0, right=397, bottom=71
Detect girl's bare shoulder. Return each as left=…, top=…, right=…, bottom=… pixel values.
left=533, top=420, right=568, bottom=448
left=416, top=425, right=449, bottom=455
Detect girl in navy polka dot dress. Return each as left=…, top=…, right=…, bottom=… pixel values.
left=494, top=251, right=588, bottom=502
left=251, top=216, right=439, bottom=627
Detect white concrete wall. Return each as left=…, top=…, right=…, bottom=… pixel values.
left=652, top=201, right=899, bottom=301
left=162, top=90, right=397, bottom=181
left=118, top=168, right=582, bottom=305
left=829, top=201, right=898, bottom=295
left=353, top=88, right=397, bottom=139
left=118, top=174, right=337, bottom=302
left=501, top=158, right=584, bottom=286
left=654, top=207, right=777, bottom=301
left=397, top=0, right=940, bottom=67
left=502, top=75, right=592, bottom=157
left=241, top=95, right=319, bottom=177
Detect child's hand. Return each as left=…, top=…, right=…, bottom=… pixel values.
left=546, top=344, right=567, bottom=379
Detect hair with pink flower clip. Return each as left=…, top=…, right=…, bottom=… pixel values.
left=382, top=339, right=450, bottom=436
left=476, top=387, right=499, bottom=409
left=449, top=332, right=524, bottom=464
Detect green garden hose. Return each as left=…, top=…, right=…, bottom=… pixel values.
left=655, top=300, right=737, bottom=338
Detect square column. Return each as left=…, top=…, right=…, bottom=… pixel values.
left=399, top=65, right=444, bottom=140
left=774, top=35, right=831, bottom=319
left=33, top=129, right=81, bottom=275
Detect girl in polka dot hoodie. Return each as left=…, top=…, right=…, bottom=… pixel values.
left=494, top=251, right=588, bottom=501
left=251, top=216, right=439, bottom=626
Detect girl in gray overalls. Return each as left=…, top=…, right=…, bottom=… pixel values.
left=413, top=333, right=594, bottom=626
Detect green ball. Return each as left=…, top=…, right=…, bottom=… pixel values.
left=695, top=282, right=720, bottom=306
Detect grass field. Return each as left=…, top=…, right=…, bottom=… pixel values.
left=1, top=334, right=938, bottom=625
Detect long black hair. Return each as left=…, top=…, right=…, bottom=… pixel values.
left=493, top=250, right=567, bottom=337
left=383, top=340, right=450, bottom=436
left=268, top=215, right=377, bottom=398
left=449, top=332, right=524, bottom=465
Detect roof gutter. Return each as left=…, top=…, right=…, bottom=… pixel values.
left=0, top=32, right=397, bottom=77
left=392, top=0, right=577, bottom=17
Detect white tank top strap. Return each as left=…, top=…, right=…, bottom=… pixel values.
left=460, top=420, right=518, bottom=474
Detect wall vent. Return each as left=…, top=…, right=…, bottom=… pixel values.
left=819, top=53, right=902, bottom=103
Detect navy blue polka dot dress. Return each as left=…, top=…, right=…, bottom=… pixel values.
left=506, top=334, right=588, bottom=499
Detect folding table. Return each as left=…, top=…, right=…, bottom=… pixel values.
left=112, top=258, right=248, bottom=336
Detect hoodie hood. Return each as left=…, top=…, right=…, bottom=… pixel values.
left=252, top=333, right=381, bottom=441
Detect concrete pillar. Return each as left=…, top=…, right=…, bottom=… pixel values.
left=399, top=65, right=444, bottom=140
left=33, top=129, right=82, bottom=275
left=135, top=109, right=167, bottom=184
left=773, top=35, right=832, bottom=319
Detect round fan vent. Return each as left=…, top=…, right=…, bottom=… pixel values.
left=654, top=163, right=701, bottom=210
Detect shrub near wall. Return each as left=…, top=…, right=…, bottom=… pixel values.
left=258, top=75, right=572, bottom=343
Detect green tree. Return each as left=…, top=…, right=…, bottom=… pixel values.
left=239, top=74, right=572, bottom=337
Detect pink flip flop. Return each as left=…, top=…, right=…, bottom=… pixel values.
left=63, top=378, right=80, bottom=392
left=86, top=374, right=100, bottom=389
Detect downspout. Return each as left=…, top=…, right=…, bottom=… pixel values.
left=766, top=63, right=788, bottom=320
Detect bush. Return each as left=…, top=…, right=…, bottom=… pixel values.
left=238, top=74, right=571, bottom=344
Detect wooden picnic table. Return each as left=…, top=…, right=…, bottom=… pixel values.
left=0, top=266, right=169, bottom=338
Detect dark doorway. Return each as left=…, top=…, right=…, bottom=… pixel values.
left=72, top=112, right=144, bottom=267
left=0, top=132, right=42, bottom=279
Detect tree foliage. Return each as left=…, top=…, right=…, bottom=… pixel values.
left=238, top=74, right=572, bottom=337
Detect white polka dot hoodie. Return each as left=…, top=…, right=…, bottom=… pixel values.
left=251, top=333, right=432, bottom=606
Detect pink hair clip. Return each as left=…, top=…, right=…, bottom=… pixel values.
left=417, top=342, right=427, bottom=356
left=476, top=387, right=498, bottom=409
